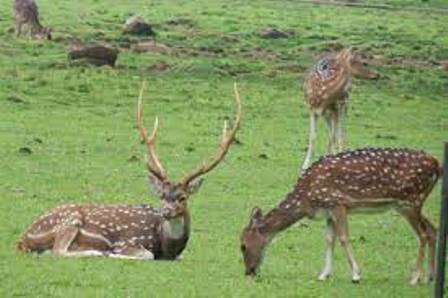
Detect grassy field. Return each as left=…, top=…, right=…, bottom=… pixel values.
left=1, top=0, right=448, bottom=297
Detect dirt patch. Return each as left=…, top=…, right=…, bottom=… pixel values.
left=179, top=45, right=225, bottom=57
left=276, top=64, right=308, bottom=74
left=146, top=62, right=171, bottom=72
left=130, top=42, right=172, bottom=54
left=126, top=40, right=224, bottom=58
left=164, top=18, right=196, bottom=28
left=319, top=42, right=345, bottom=53
left=311, top=43, right=446, bottom=71
left=370, top=55, right=444, bottom=70
left=240, top=48, right=279, bottom=60
left=442, top=61, right=448, bottom=71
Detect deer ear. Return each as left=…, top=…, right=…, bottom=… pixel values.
left=186, top=178, right=204, bottom=196
left=338, top=47, right=353, bottom=61
left=148, top=174, right=165, bottom=197
left=249, top=207, right=263, bottom=228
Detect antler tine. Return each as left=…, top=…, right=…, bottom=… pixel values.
left=137, top=82, right=168, bottom=181
left=181, top=82, right=242, bottom=186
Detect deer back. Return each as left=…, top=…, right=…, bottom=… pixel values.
left=283, top=148, right=440, bottom=211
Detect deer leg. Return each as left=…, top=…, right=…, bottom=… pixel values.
left=422, top=216, right=437, bottom=282
left=318, top=217, right=336, bottom=281
left=111, top=245, right=155, bottom=260
left=330, top=206, right=361, bottom=283
left=301, top=111, right=318, bottom=174
left=52, top=216, right=107, bottom=258
left=336, top=101, right=347, bottom=152
left=61, top=250, right=107, bottom=257
left=16, top=22, right=23, bottom=37
left=324, top=111, right=337, bottom=155
left=52, top=225, right=81, bottom=256
left=399, top=208, right=427, bottom=285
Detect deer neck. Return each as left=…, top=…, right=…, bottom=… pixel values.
left=30, top=17, right=44, bottom=30
left=162, top=212, right=190, bottom=240
left=331, top=63, right=351, bottom=94
left=159, top=212, right=190, bottom=259
left=259, top=204, right=308, bottom=241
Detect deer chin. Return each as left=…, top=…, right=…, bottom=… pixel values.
left=162, top=217, right=186, bottom=240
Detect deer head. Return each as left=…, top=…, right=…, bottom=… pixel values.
left=240, top=207, right=270, bottom=277
left=137, top=82, right=242, bottom=219
left=33, top=27, right=52, bottom=40
left=337, top=48, right=379, bottom=80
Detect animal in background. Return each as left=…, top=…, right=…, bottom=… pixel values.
left=17, top=83, right=242, bottom=260
left=13, top=0, right=51, bottom=40
left=301, top=48, right=379, bottom=173
left=241, top=148, right=439, bottom=285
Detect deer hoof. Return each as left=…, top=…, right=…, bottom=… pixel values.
left=317, top=274, right=330, bottom=281
left=351, top=273, right=361, bottom=284
left=409, top=272, right=421, bottom=286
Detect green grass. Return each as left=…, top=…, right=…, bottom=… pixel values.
left=1, top=0, right=448, bottom=297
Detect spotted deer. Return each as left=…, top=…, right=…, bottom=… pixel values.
left=17, top=83, right=242, bottom=260
left=301, top=48, right=379, bottom=173
left=14, top=0, right=52, bottom=40
left=241, top=148, right=440, bottom=285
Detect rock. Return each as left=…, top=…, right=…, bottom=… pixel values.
left=6, top=95, right=27, bottom=103
left=18, top=147, right=32, bottom=155
left=68, top=45, right=119, bottom=66
left=123, top=16, right=156, bottom=36
left=258, top=27, right=291, bottom=39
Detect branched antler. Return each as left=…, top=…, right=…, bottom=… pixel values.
left=137, top=82, right=168, bottom=181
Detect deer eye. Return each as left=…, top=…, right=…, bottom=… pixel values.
left=241, top=244, right=246, bottom=252
left=178, top=196, right=186, bottom=202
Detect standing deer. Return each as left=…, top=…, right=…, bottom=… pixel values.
left=241, top=148, right=440, bottom=285
left=14, top=0, right=52, bottom=40
left=301, top=48, right=378, bottom=173
left=17, top=83, right=242, bottom=260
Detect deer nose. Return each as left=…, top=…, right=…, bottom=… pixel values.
left=161, top=208, right=171, bottom=217
left=245, top=268, right=257, bottom=278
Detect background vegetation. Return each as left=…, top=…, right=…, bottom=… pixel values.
left=0, top=0, right=447, bottom=296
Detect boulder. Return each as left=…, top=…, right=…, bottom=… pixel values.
left=68, top=45, right=119, bottom=67
left=123, top=16, right=156, bottom=36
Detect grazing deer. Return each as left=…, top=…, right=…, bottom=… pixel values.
left=14, top=0, right=51, bottom=40
left=241, top=148, right=440, bottom=285
left=301, top=48, right=378, bottom=173
left=17, top=83, right=242, bottom=260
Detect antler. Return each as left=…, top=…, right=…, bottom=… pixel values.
left=181, top=82, right=242, bottom=186
left=137, top=82, right=168, bottom=181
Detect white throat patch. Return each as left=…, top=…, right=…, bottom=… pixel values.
left=162, top=217, right=185, bottom=239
